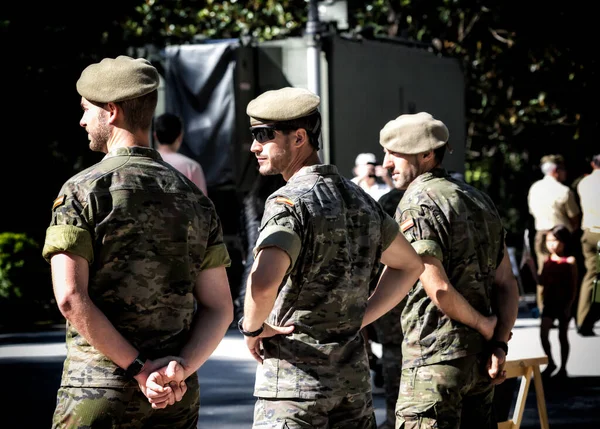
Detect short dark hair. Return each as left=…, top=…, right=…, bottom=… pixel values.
left=433, top=144, right=447, bottom=164
left=278, top=112, right=321, bottom=150
left=154, top=113, right=183, bottom=145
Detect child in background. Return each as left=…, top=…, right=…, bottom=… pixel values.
left=538, top=224, right=578, bottom=379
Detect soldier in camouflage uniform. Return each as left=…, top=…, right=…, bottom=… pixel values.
left=378, top=112, right=520, bottom=429
left=238, top=87, right=424, bottom=429
left=42, top=56, right=233, bottom=428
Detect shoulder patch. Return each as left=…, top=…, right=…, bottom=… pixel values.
left=275, top=197, right=294, bottom=206
left=400, top=217, right=414, bottom=232
left=52, top=194, right=66, bottom=210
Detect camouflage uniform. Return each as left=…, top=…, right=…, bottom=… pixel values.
left=394, top=168, right=505, bottom=429
left=42, top=146, right=230, bottom=428
left=252, top=164, right=398, bottom=428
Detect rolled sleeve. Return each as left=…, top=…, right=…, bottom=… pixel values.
left=254, top=225, right=302, bottom=275
left=411, top=239, right=443, bottom=262
left=201, top=243, right=231, bottom=270
left=42, top=225, right=94, bottom=263
left=381, top=214, right=400, bottom=251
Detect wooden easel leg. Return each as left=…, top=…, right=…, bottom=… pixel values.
left=531, top=365, right=550, bottom=429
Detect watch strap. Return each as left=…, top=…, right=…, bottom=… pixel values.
left=237, top=317, right=264, bottom=337
left=124, top=353, right=147, bottom=379
left=489, top=340, right=509, bottom=356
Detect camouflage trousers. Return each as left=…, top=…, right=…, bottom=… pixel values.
left=380, top=343, right=402, bottom=426
left=252, top=392, right=377, bottom=429
left=395, top=354, right=495, bottom=429
left=51, top=377, right=200, bottom=429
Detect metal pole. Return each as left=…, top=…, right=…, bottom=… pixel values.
left=306, top=0, right=329, bottom=162
left=306, top=0, right=322, bottom=97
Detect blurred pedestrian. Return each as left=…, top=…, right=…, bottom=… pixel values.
left=527, top=154, right=581, bottom=273
left=154, top=112, right=208, bottom=195
left=536, top=225, right=578, bottom=379
left=575, top=153, right=600, bottom=336
left=239, top=87, right=424, bottom=429
left=351, top=152, right=393, bottom=201
left=42, top=56, right=233, bottom=428
left=380, top=112, right=520, bottom=429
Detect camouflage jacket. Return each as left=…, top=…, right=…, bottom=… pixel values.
left=396, top=168, right=505, bottom=368
left=42, top=146, right=230, bottom=388
left=253, top=164, right=398, bottom=399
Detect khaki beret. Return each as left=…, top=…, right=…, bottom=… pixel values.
left=247, top=87, right=320, bottom=126
left=76, top=56, right=159, bottom=103
left=540, top=154, right=564, bottom=166
left=380, top=112, right=449, bottom=155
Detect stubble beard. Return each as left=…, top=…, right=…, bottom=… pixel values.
left=88, top=113, right=111, bottom=153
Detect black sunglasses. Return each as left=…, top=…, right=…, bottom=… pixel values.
left=249, top=125, right=295, bottom=143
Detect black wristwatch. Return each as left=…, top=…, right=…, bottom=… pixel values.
left=124, top=353, right=147, bottom=379
left=490, top=340, right=509, bottom=356
left=237, top=317, right=264, bottom=337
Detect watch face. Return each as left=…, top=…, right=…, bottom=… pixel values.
left=126, top=356, right=146, bottom=378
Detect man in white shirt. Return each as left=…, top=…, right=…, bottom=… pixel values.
left=154, top=113, right=208, bottom=195
left=351, top=152, right=393, bottom=202
left=527, top=154, right=581, bottom=273
left=575, top=154, right=600, bottom=336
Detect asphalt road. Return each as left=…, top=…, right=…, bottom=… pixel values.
left=1, top=310, right=599, bottom=429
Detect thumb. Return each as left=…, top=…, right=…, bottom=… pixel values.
left=165, top=360, right=179, bottom=378
left=274, top=324, right=295, bottom=335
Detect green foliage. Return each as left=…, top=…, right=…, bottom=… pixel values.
left=0, top=233, right=41, bottom=299
left=0, top=232, right=57, bottom=327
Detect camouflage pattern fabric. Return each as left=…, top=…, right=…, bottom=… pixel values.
left=252, top=392, right=376, bottom=429
left=52, top=375, right=200, bottom=429
left=253, top=164, right=399, bottom=399
left=395, top=355, right=495, bottom=429
left=395, top=168, right=505, bottom=369
left=42, top=146, right=231, bottom=388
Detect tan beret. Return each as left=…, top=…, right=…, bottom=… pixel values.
left=379, top=112, right=449, bottom=155
left=76, top=56, right=159, bottom=103
left=247, top=87, right=320, bottom=126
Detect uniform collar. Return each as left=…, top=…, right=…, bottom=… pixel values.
left=412, top=167, right=449, bottom=185
left=104, top=146, right=162, bottom=161
left=289, top=164, right=339, bottom=181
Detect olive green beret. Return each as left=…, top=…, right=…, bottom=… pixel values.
left=380, top=112, right=449, bottom=155
left=540, top=154, right=565, bottom=166
left=76, top=56, right=159, bottom=103
left=247, top=87, right=320, bottom=126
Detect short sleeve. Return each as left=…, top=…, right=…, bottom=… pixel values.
left=254, top=197, right=302, bottom=274
left=396, top=205, right=448, bottom=262
left=201, top=211, right=231, bottom=270
left=381, top=212, right=400, bottom=251
left=42, top=186, right=94, bottom=263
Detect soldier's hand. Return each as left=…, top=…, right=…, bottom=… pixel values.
left=245, top=323, right=294, bottom=364
left=486, top=348, right=507, bottom=385
left=139, top=360, right=188, bottom=409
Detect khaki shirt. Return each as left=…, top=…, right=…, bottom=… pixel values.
left=577, top=169, right=600, bottom=232
left=527, top=175, right=580, bottom=232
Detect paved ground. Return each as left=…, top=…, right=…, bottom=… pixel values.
left=1, top=303, right=599, bottom=428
